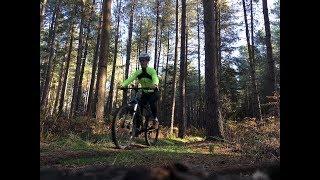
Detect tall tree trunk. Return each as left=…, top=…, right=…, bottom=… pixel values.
left=262, top=0, right=276, bottom=95
left=58, top=7, right=76, bottom=116
left=40, top=0, right=62, bottom=112
left=203, top=0, right=224, bottom=139
left=106, top=0, right=122, bottom=116
left=145, top=20, right=150, bottom=53
left=251, top=0, right=262, bottom=120
left=154, top=0, right=160, bottom=70
left=53, top=42, right=68, bottom=115
left=216, top=1, right=221, bottom=84
left=48, top=84, right=56, bottom=115
left=83, top=73, right=90, bottom=111
left=170, top=0, right=179, bottom=135
left=40, top=0, right=58, bottom=89
left=47, top=54, right=58, bottom=115
left=156, top=26, right=163, bottom=74
left=135, top=42, right=139, bottom=70
left=40, top=0, right=48, bottom=30
left=95, top=0, right=112, bottom=122
left=197, top=0, right=202, bottom=128
left=47, top=46, right=61, bottom=115
left=114, top=86, right=119, bottom=109
left=76, top=0, right=96, bottom=115
left=122, top=0, right=137, bottom=106
left=185, top=13, right=191, bottom=128
left=162, top=31, right=170, bottom=125
left=178, top=0, right=187, bottom=139
left=136, top=43, right=139, bottom=70
left=87, top=5, right=103, bottom=116
left=245, top=82, right=250, bottom=117
left=53, top=74, right=64, bottom=115
left=215, top=0, right=222, bottom=127
left=185, top=18, right=188, bottom=67
left=70, top=2, right=86, bottom=117
left=185, top=19, right=189, bottom=129
left=44, top=42, right=59, bottom=115
left=41, top=0, right=59, bottom=105
left=66, top=91, right=71, bottom=113
left=138, top=17, right=142, bottom=56
left=242, top=0, right=262, bottom=121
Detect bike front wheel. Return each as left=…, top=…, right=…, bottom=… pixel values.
left=111, top=105, right=137, bottom=149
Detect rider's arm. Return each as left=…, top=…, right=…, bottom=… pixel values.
left=121, top=70, right=139, bottom=87
left=149, top=68, right=159, bottom=86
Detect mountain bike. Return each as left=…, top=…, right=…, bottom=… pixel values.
left=111, top=87, right=160, bottom=149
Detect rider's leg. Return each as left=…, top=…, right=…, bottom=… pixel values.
left=149, top=97, right=158, bottom=119
left=138, top=93, right=149, bottom=128
left=148, top=91, right=160, bottom=128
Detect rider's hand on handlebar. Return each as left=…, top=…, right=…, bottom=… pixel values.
left=150, top=84, right=158, bottom=89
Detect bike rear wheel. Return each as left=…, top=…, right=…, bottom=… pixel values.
left=111, top=105, right=137, bottom=149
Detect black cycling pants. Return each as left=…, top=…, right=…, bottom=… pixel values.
left=139, top=90, right=160, bottom=119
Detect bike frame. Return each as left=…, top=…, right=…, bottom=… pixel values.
left=125, top=87, right=154, bottom=132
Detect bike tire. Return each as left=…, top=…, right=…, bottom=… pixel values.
left=111, top=105, right=136, bottom=149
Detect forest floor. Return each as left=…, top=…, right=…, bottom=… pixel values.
left=40, top=136, right=279, bottom=179
left=40, top=118, right=280, bottom=179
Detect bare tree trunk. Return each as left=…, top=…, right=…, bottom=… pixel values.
left=262, top=0, right=276, bottom=95
left=161, top=30, right=170, bottom=125
left=40, top=0, right=48, bottom=30
left=216, top=1, right=221, bottom=84
left=170, top=0, right=179, bottom=135
left=138, top=17, right=142, bottom=56
left=95, top=0, right=112, bottom=122
left=66, top=91, right=71, bottom=113
left=154, top=0, right=160, bottom=70
left=48, top=84, right=56, bottom=116
left=41, top=1, right=59, bottom=105
left=197, top=0, right=202, bottom=128
left=115, top=86, right=119, bottom=109
left=215, top=0, right=223, bottom=126
left=136, top=43, right=139, bottom=70
left=53, top=42, right=68, bottom=114
left=84, top=72, right=91, bottom=111
left=203, top=0, right=224, bottom=139
left=40, top=0, right=58, bottom=83
left=70, top=2, right=85, bottom=117
left=242, top=0, right=262, bottom=121
left=185, top=19, right=189, bottom=129
left=245, top=81, right=250, bottom=117
left=178, top=0, right=187, bottom=139
left=47, top=54, right=58, bottom=115
left=145, top=20, right=151, bottom=53
left=122, top=0, right=137, bottom=106
left=76, top=0, right=96, bottom=115
left=106, top=0, right=122, bottom=116
left=251, top=0, right=262, bottom=120
left=87, top=4, right=103, bottom=116
left=47, top=47, right=60, bottom=115
left=58, top=6, right=76, bottom=116
left=40, top=0, right=62, bottom=112
left=156, top=25, right=163, bottom=74
left=185, top=18, right=188, bottom=69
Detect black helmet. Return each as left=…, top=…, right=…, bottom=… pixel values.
left=139, top=53, right=150, bottom=62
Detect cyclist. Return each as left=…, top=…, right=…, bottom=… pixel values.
left=118, top=53, right=160, bottom=129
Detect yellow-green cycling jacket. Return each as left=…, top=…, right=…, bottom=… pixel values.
left=121, top=67, right=159, bottom=93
